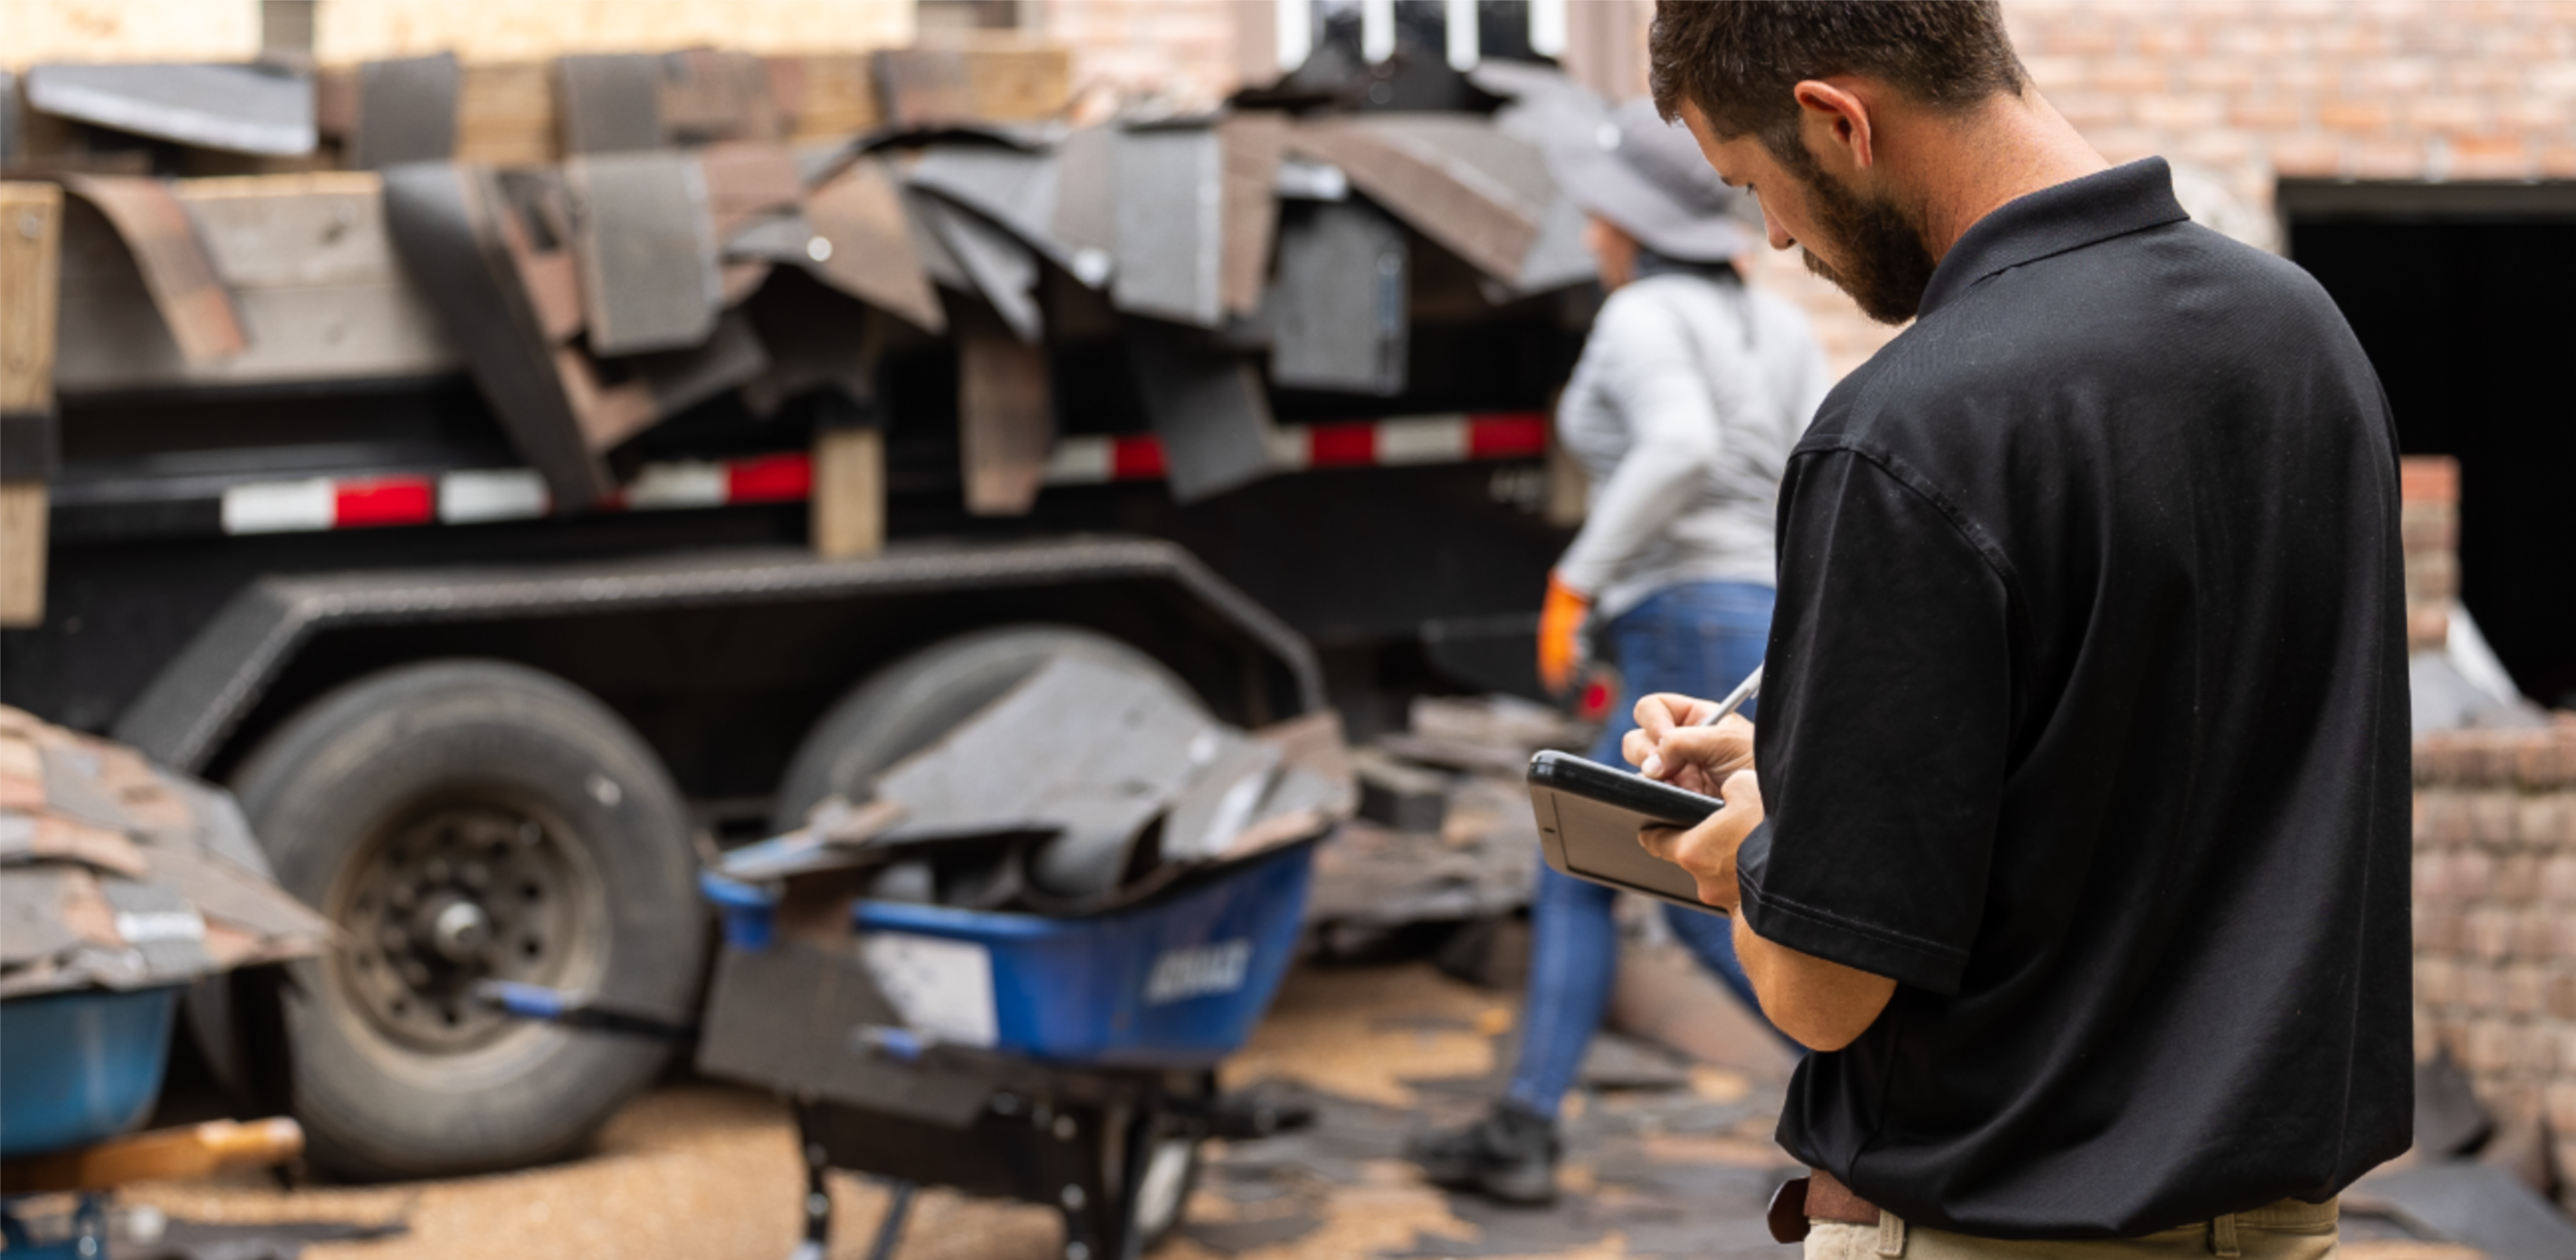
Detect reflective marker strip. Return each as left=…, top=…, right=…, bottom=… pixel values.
left=1047, top=412, right=1545, bottom=485
left=212, top=414, right=1549, bottom=533
left=332, top=477, right=436, bottom=527
left=222, top=479, right=336, bottom=533
left=439, top=469, right=550, bottom=524
left=727, top=452, right=813, bottom=502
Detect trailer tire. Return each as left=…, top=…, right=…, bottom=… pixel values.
left=230, top=660, right=705, bottom=1181
left=770, top=625, right=1196, bottom=830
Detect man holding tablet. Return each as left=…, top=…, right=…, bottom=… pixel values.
left=1621, top=3, right=2411, bottom=1256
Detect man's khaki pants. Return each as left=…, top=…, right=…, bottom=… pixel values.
left=1807, top=1198, right=2338, bottom=1259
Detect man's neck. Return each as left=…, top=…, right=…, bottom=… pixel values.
left=1898, top=89, right=2112, bottom=262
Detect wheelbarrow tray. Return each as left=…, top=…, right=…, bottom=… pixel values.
left=847, top=839, right=1316, bottom=1068
left=0, top=986, right=182, bottom=1160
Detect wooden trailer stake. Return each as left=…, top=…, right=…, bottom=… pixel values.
left=1, top=182, right=61, bottom=628
left=812, top=424, right=885, bottom=559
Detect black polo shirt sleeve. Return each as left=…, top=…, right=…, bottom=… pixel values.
left=1735, top=442, right=2013, bottom=997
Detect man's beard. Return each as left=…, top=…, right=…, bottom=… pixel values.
left=1795, top=167, right=1939, bottom=325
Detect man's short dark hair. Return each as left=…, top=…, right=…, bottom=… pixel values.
left=1648, top=1, right=2027, bottom=171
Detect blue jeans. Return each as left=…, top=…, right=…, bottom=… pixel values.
left=1503, top=580, right=1782, bottom=1118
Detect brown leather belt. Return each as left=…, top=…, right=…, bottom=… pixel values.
left=1766, top=1168, right=1882, bottom=1243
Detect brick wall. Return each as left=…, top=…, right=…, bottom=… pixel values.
left=2412, top=725, right=2576, bottom=1204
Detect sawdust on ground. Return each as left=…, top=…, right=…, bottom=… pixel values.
left=118, top=962, right=1513, bottom=1259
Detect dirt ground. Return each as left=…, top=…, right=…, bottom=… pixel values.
left=111, top=962, right=2478, bottom=1260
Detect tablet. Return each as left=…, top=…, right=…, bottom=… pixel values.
left=1525, top=749, right=1727, bottom=913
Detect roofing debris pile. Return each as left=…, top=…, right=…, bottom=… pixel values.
left=717, top=653, right=1357, bottom=919
left=8, top=46, right=1608, bottom=515
left=1308, top=693, right=1594, bottom=944
left=0, top=706, right=329, bottom=999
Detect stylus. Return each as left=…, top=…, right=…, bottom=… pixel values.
left=1695, top=665, right=1762, bottom=727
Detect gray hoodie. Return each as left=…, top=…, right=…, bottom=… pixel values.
left=1553, top=271, right=1831, bottom=619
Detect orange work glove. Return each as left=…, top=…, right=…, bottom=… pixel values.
left=1537, top=572, right=1592, bottom=696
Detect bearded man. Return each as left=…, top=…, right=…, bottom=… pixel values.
left=1621, top=4, right=2412, bottom=1257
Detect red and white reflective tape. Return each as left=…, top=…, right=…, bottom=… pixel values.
left=217, top=414, right=1546, bottom=534
left=1045, top=412, right=1546, bottom=486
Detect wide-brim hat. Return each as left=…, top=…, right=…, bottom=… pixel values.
left=1543, top=97, right=1752, bottom=263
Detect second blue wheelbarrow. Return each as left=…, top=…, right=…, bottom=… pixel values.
left=694, top=835, right=1319, bottom=1260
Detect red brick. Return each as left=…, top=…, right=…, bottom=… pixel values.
left=2042, top=26, right=2123, bottom=56
left=2022, top=55, right=2092, bottom=92
left=2461, top=966, right=2501, bottom=1011
left=2360, top=57, right=2443, bottom=96
left=2543, top=148, right=2576, bottom=178
left=2503, top=965, right=2544, bottom=1015
left=2546, top=973, right=2576, bottom=1020
left=2318, top=99, right=2398, bottom=132
left=2418, top=790, right=2472, bottom=845
left=2551, top=1080, right=2576, bottom=1134
left=2521, top=796, right=2570, bottom=846
left=2499, top=854, right=2544, bottom=904
left=2519, top=733, right=2576, bottom=790
left=2467, top=791, right=2520, bottom=845
left=2135, top=94, right=2226, bottom=131
left=2403, top=455, right=2461, bottom=503
left=2049, top=91, right=2132, bottom=129
left=2468, top=906, right=2519, bottom=961
left=2407, top=95, right=2491, bottom=132
left=2414, top=904, right=2459, bottom=953
left=2092, top=57, right=2172, bottom=93
left=2351, top=138, right=2431, bottom=179
left=2269, top=133, right=2345, bottom=177
left=2448, top=135, right=2536, bottom=179
left=2543, top=855, right=2576, bottom=903
left=2179, top=56, right=2258, bottom=93
left=2133, top=24, right=2205, bottom=57
left=2415, top=957, right=2456, bottom=1007
left=2465, top=1018, right=2514, bottom=1072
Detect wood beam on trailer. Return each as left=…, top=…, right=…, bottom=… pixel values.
left=0, top=182, right=61, bottom=629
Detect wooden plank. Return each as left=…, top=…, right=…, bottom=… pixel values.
left=962, top=46, right=1071, bottom=121
left=175, top=173, right=403, bottom=288
left=1217, top=112, right=1286, bottom=317
left=1, top=183, right=63, bottom=415
left=55, top=279, right=456, bottom=394
left=0, top=481, right=43, bottom=629
left=770, top=54, right=879, bottom=139
left=956, top=302, right=1052, bottom=516
left=811, top=423, right=884, bottom=559
left=60, top=176, right=248, bottom=363
left=455, top=61, right=558, bottom=167
left=1, top=1118, right=303, bottom=1194
left=2, top=183, right=60, bottom=625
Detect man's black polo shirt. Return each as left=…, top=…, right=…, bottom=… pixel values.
left=1736, top=158, right=2412, bottom=1238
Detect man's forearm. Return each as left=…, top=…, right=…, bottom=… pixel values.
left=1732, top=910, right=1897, bottom=1053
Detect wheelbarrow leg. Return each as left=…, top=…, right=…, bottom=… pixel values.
left=866, top=1179, right=918, bottom=1260
left=788, top=1105, right=832, bottom=1260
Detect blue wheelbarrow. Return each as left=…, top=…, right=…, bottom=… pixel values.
left=693, top=835, right=1320, bottom=1260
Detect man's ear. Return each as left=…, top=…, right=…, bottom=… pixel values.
left=1790, top=79, right=1875, bottom=173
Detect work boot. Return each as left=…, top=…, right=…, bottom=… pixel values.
left=1405, top=1103, right=1560, bottom=1205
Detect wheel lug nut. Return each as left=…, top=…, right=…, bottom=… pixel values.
left=379, top=926, right=407, bottom=952
left=425, top=858, right=451, bottom=884
left=390, top=885, right=415, bottom=911
left=461, top=862, right=488, bottom=890
left=401, top=960, right=431, bottom=987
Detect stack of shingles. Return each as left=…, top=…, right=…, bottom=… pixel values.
left=1310, top=694, right=1592, bottom=935
left=0, top=705, right=329, bottom=1000
left=17, top=48, right=1604, bottom=537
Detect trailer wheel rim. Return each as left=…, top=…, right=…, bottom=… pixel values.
left=330, top=799, right=607, bottom=1053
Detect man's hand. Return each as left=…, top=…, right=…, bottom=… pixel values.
left=1621, top=692, right=1756, bottom=790
left=1639, top=768, right=1761, bottom=911
left=1625, top=691, right=1899, bottom=1051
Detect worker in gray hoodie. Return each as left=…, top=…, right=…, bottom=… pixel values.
left=1411, top=97, right=1831, bottom=1205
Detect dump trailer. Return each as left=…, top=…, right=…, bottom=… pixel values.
left=0, top=47, right=1603, bottom=1179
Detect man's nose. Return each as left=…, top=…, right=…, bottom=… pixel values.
left=1763, top=205, right=1797, bottom=252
